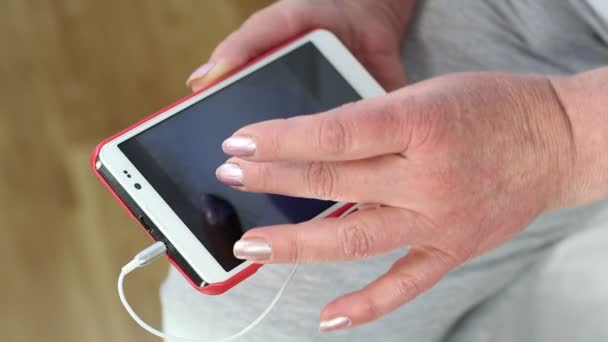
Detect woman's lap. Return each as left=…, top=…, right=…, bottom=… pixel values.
left=161, top=1, right=608, bottom=341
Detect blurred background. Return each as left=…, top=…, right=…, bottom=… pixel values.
left=0, top=1, right=270, bottom=341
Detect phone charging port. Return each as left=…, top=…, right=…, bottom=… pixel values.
left=138, top=215, right=153, bottom=232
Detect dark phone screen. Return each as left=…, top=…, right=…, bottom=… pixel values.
left=119, top=43, right=361, bottom=271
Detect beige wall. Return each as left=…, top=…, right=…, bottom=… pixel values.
left=0, top=1, right=272, bottom=341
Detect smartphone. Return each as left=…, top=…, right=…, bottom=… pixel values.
left=92, top=29, right=385, bottom=295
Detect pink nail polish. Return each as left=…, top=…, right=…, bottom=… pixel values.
left=216, top=163, right=243, bottom=187
left=222, top=136, right=256, bottom=156
left=233, top=238, right=271, bottom=260
left=186, top=62, right=216, bottom=85
left=319, top=316, right=352, bottom=332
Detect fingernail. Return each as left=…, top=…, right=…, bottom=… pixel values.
left=222, top=136, right=256, bottom=156
left=186, top=62, right=216, bottom=87
left=216, top=163, right=244, bottom=187
left=233, top=238, right=271, bottom=260
left=319, top=316, right=352, bottom=332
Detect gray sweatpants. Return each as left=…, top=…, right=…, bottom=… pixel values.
left=161, top=1, right=608, bottom=341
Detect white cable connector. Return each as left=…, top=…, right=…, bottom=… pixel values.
left=121, top=241, right=167, bottom=273
left=118, top=241, right=297, bottom=341
left=118, top=206, right=361, bottom=340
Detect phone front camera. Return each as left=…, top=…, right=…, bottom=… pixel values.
left=134, top=183, right=142, bottom=190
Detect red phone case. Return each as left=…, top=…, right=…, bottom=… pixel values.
left=91, top=31, right=355, bottom=295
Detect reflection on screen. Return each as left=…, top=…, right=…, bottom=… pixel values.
left=119, top=43, right=361, bottom=271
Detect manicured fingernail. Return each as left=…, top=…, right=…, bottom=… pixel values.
left=216, top=163, right=244, bottom=187
left=186, top=62, right=216, bottom=86
left=222, top=136, right=256, bottom=156
left=319, top=316, right=352, bottom=332
left=233, top=238, right=271, bottom=260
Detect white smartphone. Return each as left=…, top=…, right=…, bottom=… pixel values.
left=92, top=29, right=385, bottom=294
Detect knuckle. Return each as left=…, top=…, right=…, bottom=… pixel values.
left=316, top=117, right=351, bottom=157
left=276, top=1, right=313, bottom=33
left=338, top=221, right=374, bottom=259
left=377, top=104, right=411, bottom=151
left=411, top=105, right=439, bottom=148
left=286, top=228, right=304, bottom=263
left=304, top=162, right=337, bottom=200
left=374, top=101, right=401, bottom=126
left=399, top=93, right=448, bottom=151
left=398, top=209, right=439, bottom=239
left=360, top=297, right=382, bottom=321
left=249, top=163, right=272, bottom=191
left=282, top=0, right=308, bottom=19
left=392, top=273, right=422, bottom=299
left=265, top=119, right=286, bottom=158
left=421, top=245, right=463, bottom=269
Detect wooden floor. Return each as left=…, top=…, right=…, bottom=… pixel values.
left=0, top=1, right=271, bottom=341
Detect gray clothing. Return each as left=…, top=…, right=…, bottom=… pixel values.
left=587, top=0, right=608, bottom=23
left=161, top=1, right=608, bottom=341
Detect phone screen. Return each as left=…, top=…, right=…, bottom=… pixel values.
left=119, top=43, right=361, bottom=271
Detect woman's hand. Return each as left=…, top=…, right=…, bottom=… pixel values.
left=187, top=0, right=416, bottom=92
left=216, top=72, right=579, bottom=331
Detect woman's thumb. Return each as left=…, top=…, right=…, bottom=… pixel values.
left=186, top=2, right=322, bottom=92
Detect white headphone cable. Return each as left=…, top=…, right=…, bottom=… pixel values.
left=118, top=241, right=298, bottom=341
